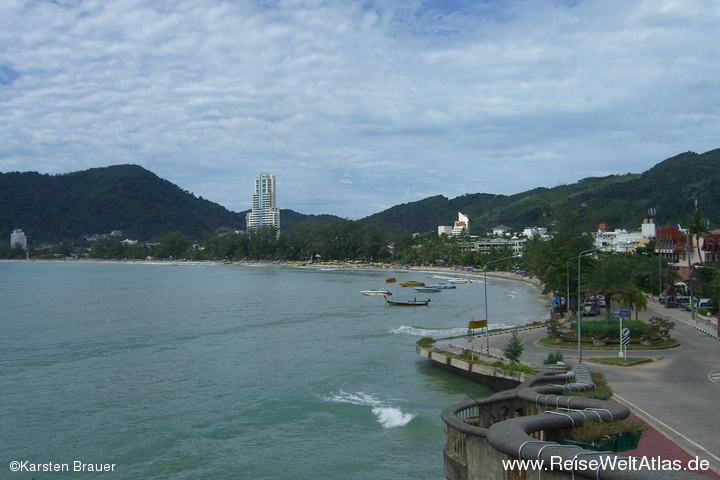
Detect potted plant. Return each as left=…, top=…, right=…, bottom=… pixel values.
left=648, top=317, right=675, bottom=341
left=564, top=421, right=616, bottom=451
left=610, top=421, right=646, bottom=452
left=564, top=420, right=646, bottom=452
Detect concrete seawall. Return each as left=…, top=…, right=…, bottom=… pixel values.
left=416, top=345, right=529, bottom=391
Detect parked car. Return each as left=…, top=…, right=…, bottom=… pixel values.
left=596, top=295, right=606, bottom=307
left=677, top=296, right=691, bottom=310
left=583, top=301, right=601, bottom=316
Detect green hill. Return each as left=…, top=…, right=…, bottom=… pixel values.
left=0, top=165, right=246, bottom=243
left=360, top=149, right=720, bottom=233
left=2, top=149, right=719, bottom=245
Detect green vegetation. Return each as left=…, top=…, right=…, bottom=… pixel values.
left=569, top=420, right=646, bottom=444
left=501, top=331, right=524, bottom=364
left=581, top=319, right=652, bottom=339
left=490, top=361, right=536, bottom=375
left=569, top=372, right=613, bottom=400
left=416, top=337, right=435, bottom=347
left=589, top=357, right=652, bottom=366
left=543, top=351, right=564, bottom=365
left=647, top=317, right=675, bottom=334
left=456, top=351, right=536, bottom=374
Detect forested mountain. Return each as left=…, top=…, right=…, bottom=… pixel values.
left=361, top=149, right=720, bottom=234
left=0, top=165, right=342, bottom=243
left=2, top=148, right=719, bottom=245
left=0, top=165, right=245, bottom=243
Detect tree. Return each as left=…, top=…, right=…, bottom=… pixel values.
left=155, top=231, right=189, bottom=259
left=685, top=209, right=711, bottom=261
left=617, top=289, right=648, bottom=320
left=582, top=256, right=635, bottom=322
left=502, top=331, right=524, bottom=364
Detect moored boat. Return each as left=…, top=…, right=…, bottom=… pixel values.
left=385, top=277, right=396, bottom=283
left=415, top=286, right=440, bottom=293
left=429, top=283, right=456, bottom=289
left=448, top=278, right=471, bottom=284
left=399, top=280, right=425, bottom=287
left=360, top=289, right=392, bottom=296
left=384, top=297, right=430, bottom=306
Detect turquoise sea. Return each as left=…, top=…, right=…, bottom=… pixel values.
left=0, top=261, right=548, bottom=479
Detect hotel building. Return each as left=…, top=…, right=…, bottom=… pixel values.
left=246, top=173, right=280, bottom=234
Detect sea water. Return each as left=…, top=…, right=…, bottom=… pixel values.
left=0, top=261, right=548, bottom=479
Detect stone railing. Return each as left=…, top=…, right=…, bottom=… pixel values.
left=441, top=365, right=705, bottom=480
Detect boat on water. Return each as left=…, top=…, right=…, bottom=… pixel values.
left=385, top=277, right=396, bottom=283
left=384, top=297, right=430, bottom=306
left=428, top=283, right=456, bottom=289
left=360, top=289, right=392, bottom=296
left=448, top=278, right=471, bottom=284
left=399, top=281, right=425, bottom=287
left=415, top=286, right=440, bottom=293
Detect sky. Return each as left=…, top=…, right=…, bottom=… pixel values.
left=1, top=0, right=719, bottom=219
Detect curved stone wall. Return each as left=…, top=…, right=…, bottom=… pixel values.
left=441, top=365, right=705, bottom=480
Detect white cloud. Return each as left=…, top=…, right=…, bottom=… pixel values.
left=1, top=0, right=719, bottom=219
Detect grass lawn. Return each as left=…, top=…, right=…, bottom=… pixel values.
left=537, top=338, right=679, bottom=349
left=588, top=357, right=653, bottom=366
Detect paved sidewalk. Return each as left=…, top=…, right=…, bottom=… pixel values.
left=472, top=295, right=720, bottom=477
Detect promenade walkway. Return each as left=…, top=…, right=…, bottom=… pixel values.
left=463, top=295, right=720, bottom=478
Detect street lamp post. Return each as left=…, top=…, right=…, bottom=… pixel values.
left=695, top=265, right=720, bottom=336
left=576, top=249, right=598, bottom=363
left=483, top=255, right=522, bottom=356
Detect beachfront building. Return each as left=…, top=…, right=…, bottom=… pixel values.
left=246, top=173, right=280, bottom=235
left=594, top=219, right=656, bottom=254
left=10, top=229, right=27, bottom=250
left=474, top=236, right=525, bottom=256
left=452, top=212, right=469, bottom=237
left=656, top=224, right=709, bottom=280
left=438, top=212, right=470, bottom=237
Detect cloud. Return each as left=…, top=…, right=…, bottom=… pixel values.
left=1, top=0, right=719, bottom=219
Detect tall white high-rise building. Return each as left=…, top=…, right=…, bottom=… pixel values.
left=10, top=228, right=28, bottom=250
left=246, top=173, right=280, bottom=234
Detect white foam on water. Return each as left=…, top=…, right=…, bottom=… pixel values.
left=321, top=391, right=415, bottom=428
left=320, top=390, right=382, bottom=407
left=372, top=406, right=415, bottom=428
left=390, top=325, right=468, bottom=337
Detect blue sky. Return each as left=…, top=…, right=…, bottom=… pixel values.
left=1, top=0, right=719, bottom=219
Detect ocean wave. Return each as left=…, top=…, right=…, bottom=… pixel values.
left=372, top=407, right=414, bottom=428
left=320, top=391, right=415, bottom=428
left=390, top=325, right=469, bottom=337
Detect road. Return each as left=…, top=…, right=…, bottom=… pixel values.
left=481, top=298, right=720, bottom=474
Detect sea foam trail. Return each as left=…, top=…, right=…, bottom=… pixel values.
left=391, top=325, right=469, bottom=338
left=320, top=391, right=415, bottom=428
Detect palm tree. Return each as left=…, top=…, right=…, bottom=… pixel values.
left=617, top=289, right=648, bottom=320
left=582, top=256, right=635, bottom=323
left=686, top=209, right=711, bottom=261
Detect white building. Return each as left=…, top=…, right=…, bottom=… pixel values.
left=594, top=219, right=656, bottom=254
left=10, top=228, right=27, bottom=250
left=452, top=212, right=469, bottom=237
left=474, top=237, right=526, bottom=255
left=246, top=173, right=280, bottom=234
left=438, top=212, right=469, bottom=237
left=523, top=226, right=548, bottom=238
left=437, top=226, right=452, bottom=236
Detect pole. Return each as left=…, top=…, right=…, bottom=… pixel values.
left=576, top=248, right=597, bottom=363
left=483, top=254, right=521, bottom=356
left=484, top=266, right=489, bottom=355
left=688, top=231, right=696, bottom=320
